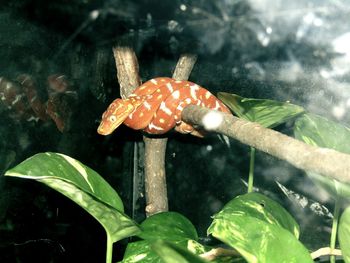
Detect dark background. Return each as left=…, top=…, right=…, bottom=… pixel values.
left=1, top=0, right=349, bottom=262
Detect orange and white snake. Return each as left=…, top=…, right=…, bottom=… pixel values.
left=97, top=77, right=230, bottom=136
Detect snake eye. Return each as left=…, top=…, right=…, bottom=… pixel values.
left=109, top=115, right=117, bottom=122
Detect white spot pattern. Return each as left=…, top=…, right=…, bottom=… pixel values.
left=214, top=100, right=221, bottom=110
left=160, top=101, right=173, bottom=115
left=205, top=91, right=211, bottom=99
left=171, top=90, right=180, bottom=99
left=166, top=82, right=174, bottom=93
left=143, top=101, right=151, bottom=110
left=176, top=105, right=184, bottom=111
left=148, top=122, right=164, bottom=131
left=190, top=85, right=199, bottom=101
left=185, top=98, right=192, bottom=104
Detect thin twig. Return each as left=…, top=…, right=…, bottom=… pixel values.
left=144, top=54, right=197, bottom=216
left=181, top=105, right=350, bottom=184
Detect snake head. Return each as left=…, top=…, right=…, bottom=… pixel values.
left=97, top=98, right=134, bottom=135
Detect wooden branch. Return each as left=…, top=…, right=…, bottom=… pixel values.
left=112, top=46, right=140, bottom=97
left=143, top=137, right=169, bottom=215
left=144, top=54, right=197, bottom=216
left=181, top=105, right=350, bottom=184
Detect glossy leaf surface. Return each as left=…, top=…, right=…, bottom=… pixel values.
left=138, top=212, right=198, bottom=241
left=207, top=193, right=312, bottom=263
left=120, top=212, right=200, bottom=262
left=211, top=192, right=299, bottom=237
left=5, top=152, right=140, bottom=242
left=218, top=92, right=304, bottom=128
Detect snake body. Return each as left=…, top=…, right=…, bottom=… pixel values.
left=97, top=77, right=230, bottom=136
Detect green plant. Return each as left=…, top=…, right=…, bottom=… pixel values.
left=5, top=93, right=350, bottom=262
left=5, top=155, right=312, bottom=262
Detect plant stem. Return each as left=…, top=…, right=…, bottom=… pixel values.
left=330, top=199, right=341, bottom=263
left=106, top=233, right=113, bottom=263
left=247, top=147, right=256, bottom=193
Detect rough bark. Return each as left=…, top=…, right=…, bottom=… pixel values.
left=112, top=46, right=140, bottom=97
left=182, top=105, right=350, bottom=184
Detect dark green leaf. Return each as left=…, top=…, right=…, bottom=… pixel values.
left=339, top=206, right=350, bottom=263
left=5, top=152, right=140, bottom=242
left=218, top=92, right=304, bottom=128
left=208, top=193, right=312, bottom=263
left=294, top=113, right=350, bottom=198
left=138, top=212, right=198, bottom=241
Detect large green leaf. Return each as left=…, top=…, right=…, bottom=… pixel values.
left=294, top=113, right=350, bottom=153
left=5, top=152, right=140, bottom=242
left=138, top=212, right=198, bottom=241
left=211, top=193, right=299, bottom=237
left=207, top=193, right=312, bottom=263
left=339, top=206, right=350, bottom=263
left=294, top=113, right=350, bottom=198
left=218, top=92, right=304, bottom=128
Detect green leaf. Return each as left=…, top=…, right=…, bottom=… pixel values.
left=339, top=206, right=350, bottom=263
left=138, top=212, right=198, bottom=241
left=120, top=212, right=203, bottom=263
left=151, top=240, right=208, bottom=263
left=5, top=152, right=140, bottom=242
left=208, top=193, right=312, bottom=263
left=119, top=240, right=201, bottom=263
left=211, top=193, right=299, bottom=237
left=294, top=113, right=350, bottom=198
left=294, top=113, right=350, bottom=153
left=218, top=92, right=304, bottom=128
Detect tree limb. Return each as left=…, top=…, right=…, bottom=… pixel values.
left=144, top=54, right=197, bottom=216
left=112, top=47, right=198, bottom=216
left=112, top=46, right=140, bottom=97
left=182, top=105, right=350, bottom=184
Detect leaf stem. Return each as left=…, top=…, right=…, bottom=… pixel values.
left=330, top=199, right=341, bottom=263
left=106, top=233, right=113, bottom=263
left=247, top=147, right=256, bottom=193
